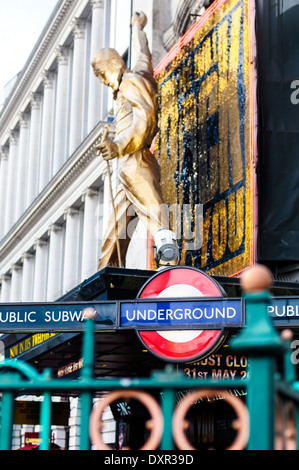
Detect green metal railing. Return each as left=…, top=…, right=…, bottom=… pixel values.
left=0, top=287, right=299, bottom=450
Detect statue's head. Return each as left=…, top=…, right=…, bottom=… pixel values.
left=92, top=48, right=126, bottom=92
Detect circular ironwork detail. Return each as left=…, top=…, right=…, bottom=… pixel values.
left=89, top=390, right=164, bottom=450
left=172, top=389, right=249, bottom=450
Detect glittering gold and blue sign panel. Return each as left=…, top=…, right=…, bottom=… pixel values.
left=155, top=0, right=255, bottom=277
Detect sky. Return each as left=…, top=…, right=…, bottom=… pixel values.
left=0, top=0, right=59, bottom=91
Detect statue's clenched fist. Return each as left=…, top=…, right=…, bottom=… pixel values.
left=96, top=139, right=120, bottom=160
left=131, top=11, right=147, bottom=29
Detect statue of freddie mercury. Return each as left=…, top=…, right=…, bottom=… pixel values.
left=92, top=11, right=177, bottom=269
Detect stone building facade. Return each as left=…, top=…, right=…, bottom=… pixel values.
left=0, top=0, right=212, bottom=450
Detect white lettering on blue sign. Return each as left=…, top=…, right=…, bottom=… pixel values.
left=125, top=307, right=237, bottom=322
left=0, top=302, right=116, bottom=331
left=44, top=310, right=85, bottom=322
left=269, top=301, right=299, bottom=318
left=120, top=300, right=243, bottom=328
left=0, top=310, right=85, bottom=323
left=0, top=311, right=37, bottom=323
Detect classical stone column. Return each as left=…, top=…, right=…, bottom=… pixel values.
left=88, top=0, right=105, bottom=131
left=26, top=93, right=42, bottom=207
left=0, top=147, right=8, bottom=240
left=0, top=274, right=11, bottom=302
left=53, top=46, right=70, bottom=175
left=69, top=19, right=87, bottom=155
left=16, top=112, right=30, bottom=219
left=32, top=239, right=48, bottom=302
left=47, top=224, right=64, bottom=300
left=62, top=208, right=80, bottom=293
left=81, top=188, right=99, bottom=279
left=39, top=71, right=56, bottom=191
left=5, top=130, right=20, bottom=232
left=10, top=264, right=22, bottom=302
left=21, top=253, right=35, bottom=302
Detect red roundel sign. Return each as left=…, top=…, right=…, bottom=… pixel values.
left=137, top=267, right=226, bottom=362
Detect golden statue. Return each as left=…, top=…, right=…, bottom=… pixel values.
left=92, top=12, right=178, bottom=269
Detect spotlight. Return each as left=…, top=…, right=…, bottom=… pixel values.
left=154, top=229, right=179, bottom=263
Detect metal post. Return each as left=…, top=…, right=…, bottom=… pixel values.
left=231, top=265, right=285, bottom=450
left=160, top=388, right=175, bottom=450
left=80, top=318, right=95, bottom=450
left=80, top=392, right=93, bottom=450
left=40, top=391, right=52, bottom=450
left=246, top=356, right=276, bottom=449
left=0, top=387, right=14, bottom=450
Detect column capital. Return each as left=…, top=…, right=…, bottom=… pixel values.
left=64, top=207, right=79, bottom=220
left=0, top=146, right=9, bottom=161
left=9, top=129, right=19, bottom=145
left=82, top=188, right=99, bottom=202
left=71, top=18, right=87, bottom=39
left=34, top=239, right=48, bottom=250
left=19, top=112, right=30, bottom=128
left=56, top=45, right=70, bottom=65
left=1, top=274, right=11, bottom=282
left=29, top=92, right=42, bottom=110
left=10, top=264, right=22, bottom=273
left=90, top=0, right=104, bottom=9
left=21, top=252, right=34, bottom=262
left=42, top=71, right=55, bottom=89
left=48, top=223, right=63, bottom=235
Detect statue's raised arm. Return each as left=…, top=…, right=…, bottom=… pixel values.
left=131, top=11, right=153, bottom=76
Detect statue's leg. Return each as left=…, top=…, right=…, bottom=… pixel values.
left=119, top=149, right=170, bottom=238
left=98, top=189, right=137, bottom=270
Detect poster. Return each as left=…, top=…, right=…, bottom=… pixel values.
left=155, top=0, right=255, bottom=276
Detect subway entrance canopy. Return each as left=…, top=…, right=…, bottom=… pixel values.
left=2, top=267, right=299, bottom=378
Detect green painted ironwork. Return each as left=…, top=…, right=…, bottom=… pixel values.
left=0, top=288, right=299, bottom=450
left=231, top=291, right=285, bottom=450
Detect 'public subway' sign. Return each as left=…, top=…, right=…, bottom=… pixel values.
left=0, top=302, right=116, bottom=332
left=155, top=0, right=254, bottom=276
